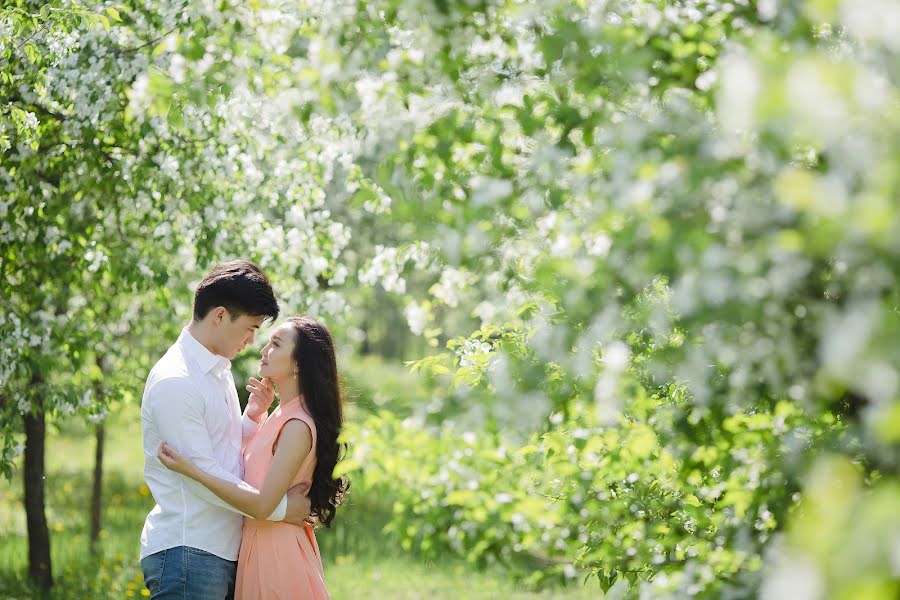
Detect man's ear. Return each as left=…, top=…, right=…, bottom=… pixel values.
left=212, top=306, right=227, bottom=324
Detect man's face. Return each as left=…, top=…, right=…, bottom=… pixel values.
left=212, top=310, right=266, bottom=359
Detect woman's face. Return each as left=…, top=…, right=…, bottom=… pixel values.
left=258, top=323, right=298, bottom=381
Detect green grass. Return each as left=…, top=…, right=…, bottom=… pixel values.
left=326, top=558, right=599, bottom=600
left=0, top=401, right=599, bottom=599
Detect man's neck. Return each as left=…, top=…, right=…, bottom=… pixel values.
left=186, top=320, right=220, bottom=357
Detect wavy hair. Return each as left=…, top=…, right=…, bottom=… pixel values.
left=286, top=316, right=348, bottom=527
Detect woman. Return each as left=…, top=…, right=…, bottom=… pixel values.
left=158, top=316, right=348, bottom=600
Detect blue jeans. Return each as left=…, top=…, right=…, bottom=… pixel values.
left=141, top=546, right=237, bottom=600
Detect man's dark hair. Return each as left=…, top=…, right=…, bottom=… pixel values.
left=192, top=260, right=280, bottom=322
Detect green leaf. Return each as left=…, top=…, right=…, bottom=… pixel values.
left=146, top=70, right=174, bottom=116
left=444, top=489, right=476, bottom=505
left=332, top=459, right=360, bottom=477
left=627, top=425, right=658, bottom=459
left=152, top=39, right=169, bottom=58
left=23, top=43, right=41, bottom=64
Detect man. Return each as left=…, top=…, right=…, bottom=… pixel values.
left=140, top=260, right=311, bottom=599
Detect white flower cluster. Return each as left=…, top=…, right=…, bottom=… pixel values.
left=0, top=311, right=54, bottom=384
left=430, top=267, right=473, bottom=308
left=358, top=245, right=407, bottom=293
left=359, top=242, right=434, bottom=294
left=403, top=301, right=430, bottom=336
left=307, top=290, right=348, bottom=319
left=456, top=338, right=492, bottom=369
left=1, top=441, right=25, bottom=464
left=345, top=166, right=393, bottom=214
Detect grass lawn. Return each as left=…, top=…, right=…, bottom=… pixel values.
left=0, top=400, right=600, bottom=599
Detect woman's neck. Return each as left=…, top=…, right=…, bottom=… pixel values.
left=273, top=377, right=300, bottom=405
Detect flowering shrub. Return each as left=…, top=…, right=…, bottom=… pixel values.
left=342, top=382, right=848, bottom=595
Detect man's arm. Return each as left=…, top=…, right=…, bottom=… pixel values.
left=158, top=419, right=312, bottom=520
left=149, top=377, right=287, bottom=521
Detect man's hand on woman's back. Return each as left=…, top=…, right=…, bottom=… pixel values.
left=283, top=481, right=313, bottom=526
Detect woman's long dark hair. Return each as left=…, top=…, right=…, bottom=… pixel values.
left=287, top=316, right=349, bottom=527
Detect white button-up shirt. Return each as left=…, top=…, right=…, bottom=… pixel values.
left=140, top=328, right=286, bottom=561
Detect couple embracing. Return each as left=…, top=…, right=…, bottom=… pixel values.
left=139, top=260, right=348, bottom=599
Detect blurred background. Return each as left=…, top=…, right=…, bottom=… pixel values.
left=2, top=0, right=899, bottom=598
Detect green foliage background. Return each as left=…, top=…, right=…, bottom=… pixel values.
left=2, top=0, right=899, bottom=598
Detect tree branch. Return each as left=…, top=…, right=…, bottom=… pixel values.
left=113, top=26, right=178, bottom=54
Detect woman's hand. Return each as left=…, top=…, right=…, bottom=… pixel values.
left=245, top=377, right=275, bottom=421
left=157, top=441, right=198, bottom=479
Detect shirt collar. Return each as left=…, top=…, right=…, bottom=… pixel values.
left=178, top=328, right=231, bottom=377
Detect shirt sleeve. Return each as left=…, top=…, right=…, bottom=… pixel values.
left=150, top=377, right=286, bottom=521
left=241, top=411, right=264, bottom=450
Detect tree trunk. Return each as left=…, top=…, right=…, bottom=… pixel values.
left=359, top=313, right=371, bottom=355
left=23, top=377, right=52, bottom=590
left=90, top=422, right=105, bottom=551
left=90, top=357, right=106, bottom=553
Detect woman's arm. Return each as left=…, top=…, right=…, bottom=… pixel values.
left=158, top=419, right=312, bottom=520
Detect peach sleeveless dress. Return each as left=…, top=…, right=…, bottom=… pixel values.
left=235, top=396, right=329, bottom=600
